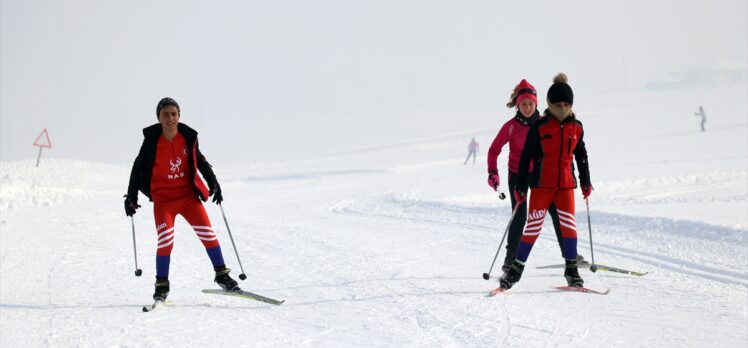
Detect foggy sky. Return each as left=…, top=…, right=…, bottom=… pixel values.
left=1, top=0, right=746, bottom=164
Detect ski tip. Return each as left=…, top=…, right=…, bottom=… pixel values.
left=489, top=287, right=508, bottom=297
left=142, top=300, right=168, bottom=312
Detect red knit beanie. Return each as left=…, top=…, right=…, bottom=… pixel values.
left=515, top=79, right=538, bottom=106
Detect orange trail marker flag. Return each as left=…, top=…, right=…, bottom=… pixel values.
left=33, top=128, right=52, bottom=167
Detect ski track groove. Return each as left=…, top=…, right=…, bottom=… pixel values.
left=333, top=195, right=747, bottom=286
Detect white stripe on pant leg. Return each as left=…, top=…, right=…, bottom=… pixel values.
left=558, top=215, right=576, bottom=228
left=557, top=209, right=575, bottom=220
left=198, top=236, right=218, bottom=242
left=158, top=239, right=174, bottom=249
left=523, top=213, right=546, bottom=235
left=558, top=213, right=576, bottom=223
left=559, top=221, right=577, bottom=231
left=523, top=224, right=543, bottom=236
left=158, top=227, right=174, bottom=239
left=191, top=225, right=213, bottom=230
left=526, top=219, right=544, bottom=228
left=158, top=233, right=174, bottom=243
left=194, top=230, right=216, bottom=237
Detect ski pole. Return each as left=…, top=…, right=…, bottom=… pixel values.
left=131, top=216, right=142, bottom=277
left=482, top=200, right=521, bottom=280
left=219, top=204, right=248, bottom=280
left=585, top=198, right=598, bottom=272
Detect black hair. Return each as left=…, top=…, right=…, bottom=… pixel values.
left=156, top=97, right=180, bottom=118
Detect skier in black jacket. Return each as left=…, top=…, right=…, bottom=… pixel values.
left=125, top=97, right=238, bottom=301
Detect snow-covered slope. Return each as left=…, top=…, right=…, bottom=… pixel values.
left=1, top=86, right=746, bottom=347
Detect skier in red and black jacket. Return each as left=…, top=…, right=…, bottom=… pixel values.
left=124, top=97, right=239, bottom=301
left=486, top=79, right=572, bottom=274
left=499, top=73, right=593, bottom=290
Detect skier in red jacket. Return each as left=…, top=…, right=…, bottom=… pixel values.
left=500, top=74, right=593, bottom=290
left=124, top=97, right=239, bottom=301
left=486, top=79, right=569, bottom=273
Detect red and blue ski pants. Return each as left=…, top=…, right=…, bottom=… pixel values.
left=152, top=196, right=224, bottom=277
left=153, top=196, right=220, bottom=256
left=515, top=187, right=578, bottom=263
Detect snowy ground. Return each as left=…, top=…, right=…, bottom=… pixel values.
left=1, top=86, right=747, bottom=347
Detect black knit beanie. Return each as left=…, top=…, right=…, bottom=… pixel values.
left=156, top=97, right=180, bottom=117
left=547, top=73, right=574, bottom=105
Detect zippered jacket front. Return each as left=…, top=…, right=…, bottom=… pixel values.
left=516, top=112, right=590, bottom=192
left=487, top=110, right=539, bottom=175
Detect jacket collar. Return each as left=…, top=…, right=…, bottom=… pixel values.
left=542, top=109, right=576, bottom=124
left=142, top=122, right=198, bottom=141
left=514, top=109, right=540, bottom=126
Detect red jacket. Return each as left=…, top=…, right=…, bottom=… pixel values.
left=516, top=112, right=591, bottom=191
left=487, top=111, right=539, bottom=174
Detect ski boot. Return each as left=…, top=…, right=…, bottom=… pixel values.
left=153, top=277, right=170, bottom=301
left=564, top=259, right=585, bottom=288
left=499, top=260, right=525, bottom=290
left=214, top=266, right=240, bottom=292
left=500, top=249, right=517, bottom=273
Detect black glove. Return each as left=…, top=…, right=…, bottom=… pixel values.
left=124, top=195, right=140, bottom=216
left=209, top=183, right=223, bottom=205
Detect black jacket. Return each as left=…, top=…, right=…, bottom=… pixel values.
left=126, top=123, right=219, bottom=202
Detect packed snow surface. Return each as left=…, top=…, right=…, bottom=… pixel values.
left=1, top=86, right=747, bottom=347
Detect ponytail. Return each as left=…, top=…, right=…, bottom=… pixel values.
left=506, top=89, right=518, bottom=108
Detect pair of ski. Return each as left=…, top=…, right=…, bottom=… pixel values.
left=535, top=260, right=648, bottom=277
left=489, top=285, right=610, bottom=297
left=143, top=288, right=284, bottom=312
left=488, top=261, right=646, bottom=296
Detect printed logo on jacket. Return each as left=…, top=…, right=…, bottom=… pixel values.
left=168, top=157, right=185, bottom=179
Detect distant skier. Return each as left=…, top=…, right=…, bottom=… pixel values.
left=124, top=97, right=239, bottom=302
left=464, top=138, right=479, bottom=165
left=694, top=106, right=707, bottom=132
left=486, top=79, right=570, bottom=274
left=500, top=73, right=593, bottom=290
